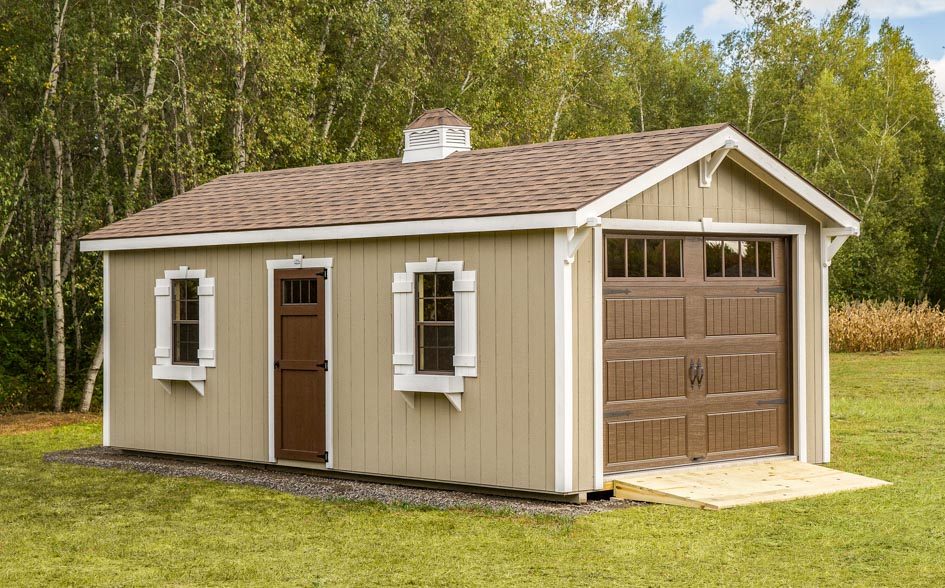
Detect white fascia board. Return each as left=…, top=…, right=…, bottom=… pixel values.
left=579, top=128, right=860, bottom=233
left=80, top=211, right=581, bottom=252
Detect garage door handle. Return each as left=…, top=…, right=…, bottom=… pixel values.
left=688, top=359, right=698, bottom=386
left=696, top=360, right=704, bottom=385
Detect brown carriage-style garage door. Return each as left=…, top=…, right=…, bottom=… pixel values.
left=603, top=235, right=790, bottom=473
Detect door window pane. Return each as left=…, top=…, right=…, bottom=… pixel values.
left=758, top=241, right=773, bottom=277
left=646, top=239, right=664, bottom=278
left=664, top=239, right=682, bottom=277
left=627, top=239, right=645, bottom=277
left=723, top=241, right=741, bottom=277
left=607, top=238, right=626, bottom=278
left=705, top=240, right=723, bottom=277
left=742, top=241, right=758, bottom=277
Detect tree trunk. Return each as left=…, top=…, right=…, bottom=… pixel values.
left=80, top=335, right=104, bottom=412
left=232, top=0, right=248, bottom=172
left=51, top=134, right=67, bottom=412
left=347, top=58, right=384, bottom=155
left=130, top=0, right=166, bottom=198
left=0, top=0, right=69, bottom=252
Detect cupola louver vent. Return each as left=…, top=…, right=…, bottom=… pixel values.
left=402, top=108, right=471, bottom=163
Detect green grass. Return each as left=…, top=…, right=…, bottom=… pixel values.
left=2, top=351, right=945, bottom=586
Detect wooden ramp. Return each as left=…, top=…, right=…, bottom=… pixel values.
left=606, top=460, right=890, bottom=510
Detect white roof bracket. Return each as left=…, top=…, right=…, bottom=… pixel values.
left=699, top=139, right=739, bottom=188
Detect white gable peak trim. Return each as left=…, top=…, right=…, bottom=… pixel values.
left=577, top=127, right=860, bottom=232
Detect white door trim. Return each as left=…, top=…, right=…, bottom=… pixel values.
left=266, top=255, right=334, bottom=467
left=592, top=219, right=809, bottom=490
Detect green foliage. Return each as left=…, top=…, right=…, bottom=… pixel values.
left=0, top=0, right=944, bottom=409
left=2, top=351, right=945, bottom=584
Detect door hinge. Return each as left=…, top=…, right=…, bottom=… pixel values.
left=320, top=450, right=329, bottom=463
left=318, top=360, right=328, bottom=371
left=315, top=268, right=328, bottom=280
left=757, top=398, right=787, bottom=405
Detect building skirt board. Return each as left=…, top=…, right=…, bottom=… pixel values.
left=605, top=459, right=889, bottom=509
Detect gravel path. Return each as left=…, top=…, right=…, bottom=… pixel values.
left=45, top=446, right=632, bottom=516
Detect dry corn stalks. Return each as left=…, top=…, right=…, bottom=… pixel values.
left=830, top=300, right=945, bottom=352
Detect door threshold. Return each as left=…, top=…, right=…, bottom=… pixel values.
left=604, top=454, right=796, bottom=483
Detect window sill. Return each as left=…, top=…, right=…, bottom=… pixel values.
left=394, top=374, right=463, bottom=411
left=152, top=364, right=206, bottom=395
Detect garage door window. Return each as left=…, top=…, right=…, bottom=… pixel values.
left=607, top=236, right=683, bottom=279
left=705, top=239, right=773, bottom=278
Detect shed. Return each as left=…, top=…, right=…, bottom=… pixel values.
left=80, top=109, right=860, bottom=501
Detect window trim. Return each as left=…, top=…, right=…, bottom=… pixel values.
left=392, top=257, right=477, bottom=411
left=152, top=266, right=215, bottom=395
left=604, top=234, right=686, bottom=281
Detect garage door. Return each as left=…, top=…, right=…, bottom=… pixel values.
left=603, top=234, right=790, bottom=473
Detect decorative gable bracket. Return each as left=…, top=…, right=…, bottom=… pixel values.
left=699, top=139, right=739, bottom=188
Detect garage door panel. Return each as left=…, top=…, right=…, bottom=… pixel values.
left=606, top=356, right=687, bottom=401
left=605, top=297, right=685, bottom=340
left=705, top=352, right=778, bottom=395
left=705, top=408, right=784, bottom=455
left=607, top=416, right=688, bottom=466
left=705, top=296, right=777, bottom=336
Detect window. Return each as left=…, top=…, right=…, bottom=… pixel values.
left=606, top=236, right=683, bottom=278
left=282, top=278, right=318, bottom=305
left=172, top=279, right=200, bottom=365
left=705, top=239, right=774, bottom=278
left=391, top=257, right=477, bottom=410
left=416, top=273, right=455, bottom=373
left=152, top=266, right=215, bottom=395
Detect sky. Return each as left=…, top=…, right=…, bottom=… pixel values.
left=660, top=0, right=945, bottom=101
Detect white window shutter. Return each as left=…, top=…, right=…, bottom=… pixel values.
left=197, top=277, right=216, bottom=367
left=453, top=270, right=477, bottom=376
left=154, top=278, right=172, bottom=365
left=392, top=272, right=414, bottom=375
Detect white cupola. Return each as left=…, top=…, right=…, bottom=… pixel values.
left=402, top=108, right=471, bottom=163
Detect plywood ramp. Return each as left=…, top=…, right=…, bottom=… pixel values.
left=607, top=460, right=890, bottom=510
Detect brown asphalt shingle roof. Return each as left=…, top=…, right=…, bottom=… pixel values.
left=83, top=123, right=729, bottom=241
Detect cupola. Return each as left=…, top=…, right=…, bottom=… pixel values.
left=402, top=108, right=471, bottom=163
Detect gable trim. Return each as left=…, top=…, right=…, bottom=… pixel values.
left=577, top=128, right=860, bottom=231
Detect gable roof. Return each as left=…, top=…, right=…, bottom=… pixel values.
left=81, top=122, right=859, bottom=251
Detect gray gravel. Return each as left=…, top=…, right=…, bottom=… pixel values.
left=45, top=446, right=633, bottom=516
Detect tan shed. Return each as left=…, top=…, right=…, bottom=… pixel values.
left=81, top=109, right=860, bottom=501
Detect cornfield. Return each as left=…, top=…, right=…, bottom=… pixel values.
left=830, top=300, right=945, bottom=352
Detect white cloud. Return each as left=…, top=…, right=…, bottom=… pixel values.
left=930, top=53, right=945, bottom=109
left=702, top=0, right=945, bottom=27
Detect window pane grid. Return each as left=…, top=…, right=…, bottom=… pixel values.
left=172, top=279, right=200, bottom=365
left=416, top=272, right=455, bottom=373
left=705, top=239, right=774, bottom=278
left=606, top=237, right=683, bottom=278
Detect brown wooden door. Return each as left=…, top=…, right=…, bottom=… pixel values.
left=274, top=268, right=327, bottom=462
left=603, top=235, right=790, bottom=473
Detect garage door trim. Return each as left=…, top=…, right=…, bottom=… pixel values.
left=592, top=218, right=808, bottom=490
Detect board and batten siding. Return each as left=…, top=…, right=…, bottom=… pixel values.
left=569, top=158, right=828, bottom=492
left=108, top=231, right=558, bottom=492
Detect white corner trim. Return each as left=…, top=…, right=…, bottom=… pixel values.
left=102, top=252, right=111, bottom=447
left=267, top=256, right=334, bottom=467
left=80, top=212, right=581, bottom=252
left=794, top=234, right=808, bottom=463
left=592, top=226, right=604, bottom=490
left=554, top=229, right=575, bottom=493
left=392, top=257, right=477, bottom=408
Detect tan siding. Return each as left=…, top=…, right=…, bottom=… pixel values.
left=108, top=230, right=559, bottom=492
left=574, top=158, right=830, bottom=488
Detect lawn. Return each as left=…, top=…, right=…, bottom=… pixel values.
left=2, top=351, right=944, bottom=587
